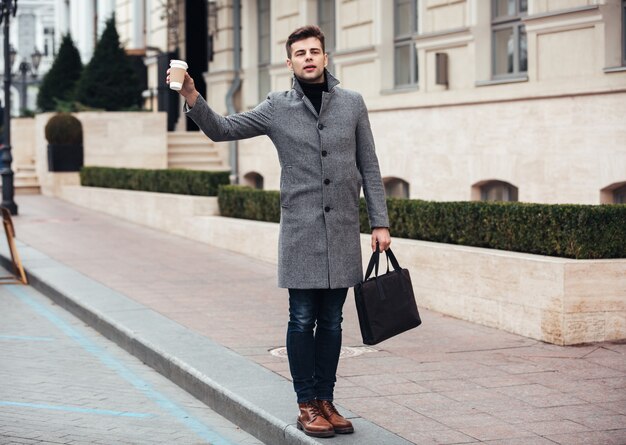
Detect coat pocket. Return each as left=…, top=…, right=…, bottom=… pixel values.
left=280, top=165, right=293, bottom=208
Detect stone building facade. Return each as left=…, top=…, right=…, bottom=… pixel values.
left=129, top=0, right=626, bottom=205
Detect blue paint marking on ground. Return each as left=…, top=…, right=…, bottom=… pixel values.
left=0, top=334, right=54, bottom=341
left=7, top=285, right=234, bottom=445
left=0, top=401, right=153, bottom=418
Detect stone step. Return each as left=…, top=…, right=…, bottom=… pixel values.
left=16, top=164, right=36, bottom=172
left=13, top=163, right=40, bottom=194
left=167, top=131, right=212, bottom=144
left=167, top=140, right=213, bottom=149
left=167, top=131, right=226, bottom=170
left=167, top=150, right=222, bottom=162
left=15, top=176, right=40, bottom=186
left=169, top=159, right=225, bottom=168
left=168, top=163, right=230, bottom=172
left=15, top=185, right=41, bottom=195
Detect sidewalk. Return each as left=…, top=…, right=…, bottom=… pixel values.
left=0, top=276, right=263, bottom=445
left=3, top=195, right=626, bottom=445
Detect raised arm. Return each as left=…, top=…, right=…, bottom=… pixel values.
left=168, top=70, right=273, bottom=142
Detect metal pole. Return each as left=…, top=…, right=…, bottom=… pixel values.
left=1, top=1, right=17, bottom=214
left=19, top=63, right=26, bottom=113
left=226, top=0, right=241, bottom=185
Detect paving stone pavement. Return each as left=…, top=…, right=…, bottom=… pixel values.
left=0, top=281, right=264, bottom=445
left=5, top=195, right=626, bottom=445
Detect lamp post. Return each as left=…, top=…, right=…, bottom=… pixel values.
left=0, top=0, right=17, bottom=215
left=12, top=48, right=42, bottom=113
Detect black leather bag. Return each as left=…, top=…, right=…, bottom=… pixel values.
left=354, top=247, right=421, bottom=345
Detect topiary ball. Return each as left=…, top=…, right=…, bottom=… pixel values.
left=44, top=113, right=83, bottom=145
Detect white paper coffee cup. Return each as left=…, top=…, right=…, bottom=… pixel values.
left=169, top=60, right=188, bottom=91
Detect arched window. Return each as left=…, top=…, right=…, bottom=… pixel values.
left=615, top=185, right=626, bottom=204
left=473, top=180, right=518, bottom=202
left=383, top=177, right=409, bottom=198
left=601, top=181, right=626, bottom=204
left=243, top=171, right=264, bottom=190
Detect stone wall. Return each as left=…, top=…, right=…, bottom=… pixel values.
left=57, top=184, right=626, bottom=346
left=34, top=111, right=168, bottom=195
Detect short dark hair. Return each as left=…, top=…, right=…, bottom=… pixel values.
left=285, top=25, right=326, bottom=58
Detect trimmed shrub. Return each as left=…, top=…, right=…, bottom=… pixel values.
left=80, top=167, right=230, bottom=197
left=37, top=34, right=83, bottom=112
left=219, top=187, right=626, bottom=259
left=74, top=17, right=142, bottom=111
left=45, top=113, right=83, bottom=145
left=218, top=185, right=281, bottom=223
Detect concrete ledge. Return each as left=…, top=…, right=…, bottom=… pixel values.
left=0, top=240, right=411, bottom=445
left=58, top=185, right=220, bottom=237
left=56, top=186, right=626, bottom=345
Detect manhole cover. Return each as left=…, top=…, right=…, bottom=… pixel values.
left=269, top=346, right=377, bottom=358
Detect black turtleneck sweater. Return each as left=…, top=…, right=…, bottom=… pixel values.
left=298, top=77, right=328, bottom=115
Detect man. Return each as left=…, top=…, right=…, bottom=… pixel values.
left=168, top=25, right=390, bottom=438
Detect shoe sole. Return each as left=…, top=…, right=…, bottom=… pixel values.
left=334, top=426, right=354, bottom=434
left=296, top=420, right=335, bottom=438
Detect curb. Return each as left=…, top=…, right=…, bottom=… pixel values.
left=0, top=240, right=412, bottom=445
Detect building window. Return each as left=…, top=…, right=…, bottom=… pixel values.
left=258, top=0, right=271, bottom=102
left=394, top=0, right=418, bottom=87
left=600, top=181, right=626, bottom=204
left=384, top=177, right=410, bottom=198
left=614, top=185, right=626, bottom=203
left=318, top=0, right=335, bottom=71
left=479, top=180, right=519, bottom=202
left=243, top=172, right=264, bottom=190
left=492, top=0, right=527, bottom=78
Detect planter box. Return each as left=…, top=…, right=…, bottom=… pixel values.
left=47, top=144, right=84, bottom=172
left=57, top=184, right=626, bottom=345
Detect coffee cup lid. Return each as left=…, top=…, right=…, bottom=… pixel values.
left=170, top=59, right=188, bottom=69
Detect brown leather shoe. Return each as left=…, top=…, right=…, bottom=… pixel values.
left=297, top=401, right=335, bottom=438
left=317, top=400, right=354, bottom=434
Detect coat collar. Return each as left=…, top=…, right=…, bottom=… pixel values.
left=292, top=69, right=340, bottom=96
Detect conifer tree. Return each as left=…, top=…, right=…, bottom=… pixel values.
left=74, top=16, right=142, bottom=111
left=36, top=34, right=83, bottom=112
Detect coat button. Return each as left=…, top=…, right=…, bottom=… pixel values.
left=321, top=150, right=328, bottom=157
left=324, top=179, right=330, bottom=185
left=324, top=206, right=330, bottom=212
left=318, top=123, right=324, bottom=130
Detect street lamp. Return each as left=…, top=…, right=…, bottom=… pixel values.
left=0, top=0, right=18, bottom=215
left=14, top=49, right=42, bottom=113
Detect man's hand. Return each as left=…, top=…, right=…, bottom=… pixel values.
left=371, top=227, right=391, bottom=252
left=166, top=69, right=199, bottom=107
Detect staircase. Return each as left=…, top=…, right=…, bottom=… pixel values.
left=14, top=161, right=40, bottom=195
left=167, top=132, right=229, bottom=171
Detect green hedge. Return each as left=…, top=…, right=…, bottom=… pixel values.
left=219, top=185, right=626, bottom=259
left=218, top=185, right=281, bottom=223
left=80, top=166, right=230, bottom=196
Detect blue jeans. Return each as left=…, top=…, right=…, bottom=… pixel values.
left=286, top=288, right=348, bottom=403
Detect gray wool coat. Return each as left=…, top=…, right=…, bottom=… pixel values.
left=185, top=71, right=389, bottom=289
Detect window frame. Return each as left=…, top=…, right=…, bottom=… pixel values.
left=622, top=0, right=626, bottom=66
left=257, top=0, right=271, bottom=102
left=393, top=0, right=419, bottom=88
left=491, top=0, right=527, bottom=80
left=383, top=177, right=410, bottom=199
left=318, top=0, right=336, bottom=72
left=479, top=180, right=519, bottom=202
left=614, top=184, right=626, bottom=204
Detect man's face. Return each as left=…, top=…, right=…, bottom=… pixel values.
left=286, top=37, right=328, bottom=84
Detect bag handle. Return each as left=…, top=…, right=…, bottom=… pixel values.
left=363, top=243, right=403, bottom=281
left=364, top=244, right=380, bottom=281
